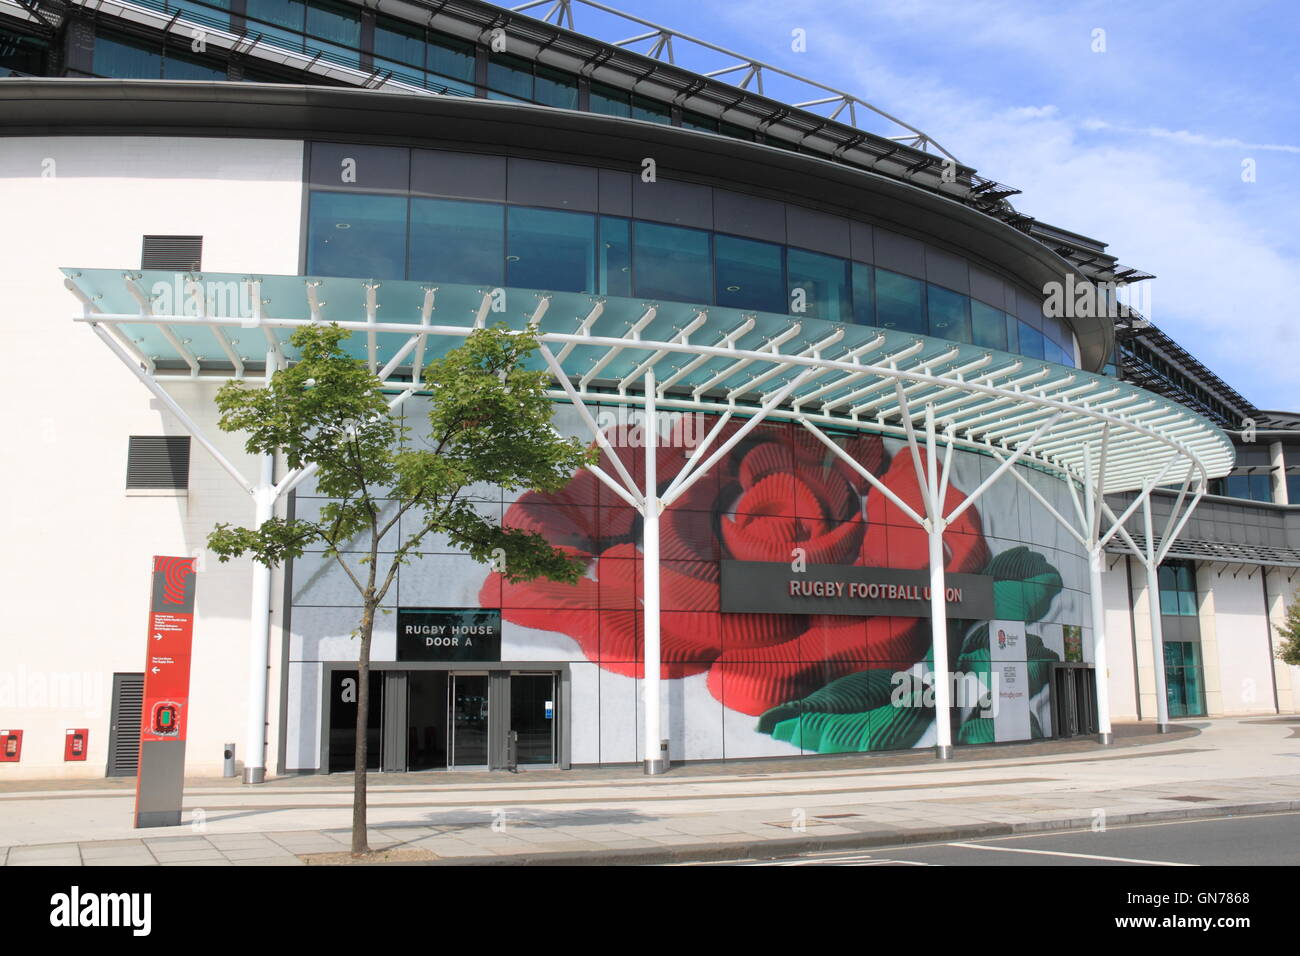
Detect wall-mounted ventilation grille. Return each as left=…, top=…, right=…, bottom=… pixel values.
left=107, top=673, right=144, bottom=777
left=141, top=235, right=203, bottom=271
left=126, top=436, right=191, bottom=489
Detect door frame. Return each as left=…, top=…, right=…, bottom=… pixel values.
left=508, top=670, right=561, bottom=770
left=319, top=661, right=571, bottom=773
left=449, top=670, right=492, bottom=770
left=1049, top=662, right=1098, bottom=739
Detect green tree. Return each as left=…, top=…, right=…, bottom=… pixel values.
left=1277, top=594, right=1300, bottom=667
left=208, top=323, right=593, bottom=856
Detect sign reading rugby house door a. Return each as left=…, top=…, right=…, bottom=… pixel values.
left=397, top=609, right=502, bottom=662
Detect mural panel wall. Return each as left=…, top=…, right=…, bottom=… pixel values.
left=285, top=400, right=1092, bottom=768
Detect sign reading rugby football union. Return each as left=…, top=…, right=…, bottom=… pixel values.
left=720, top=561, right=994, bottom=618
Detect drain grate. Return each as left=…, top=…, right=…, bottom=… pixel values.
left=815, top=813, right=861, bottom=819
left=1162, top=795, right=1218, bottom=802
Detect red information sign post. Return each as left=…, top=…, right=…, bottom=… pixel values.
left=134, top=556, right=197, bottom=828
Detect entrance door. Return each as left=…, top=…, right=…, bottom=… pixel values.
left=450, top=673, right=490, bottom=768
left=406, top=671, right=449, bottom=771
left=328, top=671, right=384, bottom=772
left=511, top=673, right=556, bottom=766
left=1050, top=665, right=1098, bottom=738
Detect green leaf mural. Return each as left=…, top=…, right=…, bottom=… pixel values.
left=957, top=716, right=995, bottom=744
left=756, top=669, right=897, bottom=731
left=987, top=546, right=1063, bottom=622
left=755, top=544, right=1070, bottom=755
left=1028, top=659, right=1053, bottom=698
left=757, top=668, right=932, bottom=753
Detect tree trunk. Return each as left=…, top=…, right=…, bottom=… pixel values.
left=352, top=603, right=375, bottom=856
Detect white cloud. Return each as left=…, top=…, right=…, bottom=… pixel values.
left=1084, top=121, right=1300, bottom=154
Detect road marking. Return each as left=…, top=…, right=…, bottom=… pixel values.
left=948, top=842, right=1195, bottom=865
left=762, top=853, right=937, bottom=867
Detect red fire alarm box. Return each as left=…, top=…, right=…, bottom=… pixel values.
left=0, top=730, right=22, bottom=762
left=65, top=729, right=88, bottom=761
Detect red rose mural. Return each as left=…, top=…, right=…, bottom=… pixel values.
left=479, top=415, right=989, bottom=716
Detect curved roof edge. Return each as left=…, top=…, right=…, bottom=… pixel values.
left=1, top=78, right=1114, bottom=370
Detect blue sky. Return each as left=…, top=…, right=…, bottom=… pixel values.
left=560, top=0, right=1300, bottom=413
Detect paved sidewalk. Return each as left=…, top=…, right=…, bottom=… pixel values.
left=2, top=717, right=1297, bottom=865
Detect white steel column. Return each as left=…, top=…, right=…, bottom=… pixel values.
left=1087, top=550, right=1113, bottom=742
left=642, top=370, right=666, bottom=774
left=924, top=408, right=954, bottom=759
left=243, top=457, right=276, bottom=783
left=1084, top=452, right=1114, bottom=744
left=1142, top=497, right=1172, bottom=733
left=243, top=344, right=280, bottom=784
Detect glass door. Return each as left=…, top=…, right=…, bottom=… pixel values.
left=511, top=673, right=556, bottom=766
left=328, top=670, right=383, bottom=772
left=406, top=671, right=449, bottom=771
left=450, top=673, right=490, bottom=768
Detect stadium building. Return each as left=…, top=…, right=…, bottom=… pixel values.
left=1, top=0, right=1296, bottom=781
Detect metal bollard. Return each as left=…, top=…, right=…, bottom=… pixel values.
left=222, top=742, right=237, bottom=778
left=505, top=730, right=518, bottom=773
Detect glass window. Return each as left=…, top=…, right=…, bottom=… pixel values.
left=718, top=121, right=755, bottom=142
left=1005, top=312, right=1019, bottom=353
left=1163, top=641, right=1185, bottom=668
left=245, top=0, right=306, bottom=54
left=374, top=14, right=424, bottom=86
left=1288, top=474, right=1300, bottom=504
left=971, top=300, right=1007, bottom=351
left=375, top=15, right=422, bottom=67
left=851, top=262, right=874, bottom=325
left=599, top=217, right=632, bottom=297
left=1164, top=641, right=1205, bottom=717
left=590, top=82, right=632, bottom=118
left=788, top=248, right=851, bottom=323
left=927, top=284, right=972, bottom=344
left=426, top=33, right=475, bottom=95
left=94, top=33, right=162, bottom=78
left=631, top=96, right=672, bottom=125
left=0, top=26, right=49, bottom=75
left=506, top=207, right=594, bottom=293
left=409, top=198, right=504, bottom=286
left=164, top=51, right=227, bottom=80
left=875, top=269, right=926, bottom=334
left=307, top=191, right=407, bottom=281
left=633, top=222, right=711, bottom=303
left=1018, top=322, right=1046, bottom=360
left=681, top=111, right=718, bottom=132
left=534, top=65, right=578, bottom=109
left=1157, top=560, right=1198, bottom=617
left=487, top=52, right=532, bottom=102
left=305, top=0, right=360, bottom=64
left=1249, top=474, right=1272, bottom=502
left=168, top=0, right=231, bottom=31
left=1158, top=564, right=1175, bottom=591
left=714, top=235, right=785, bottom=313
